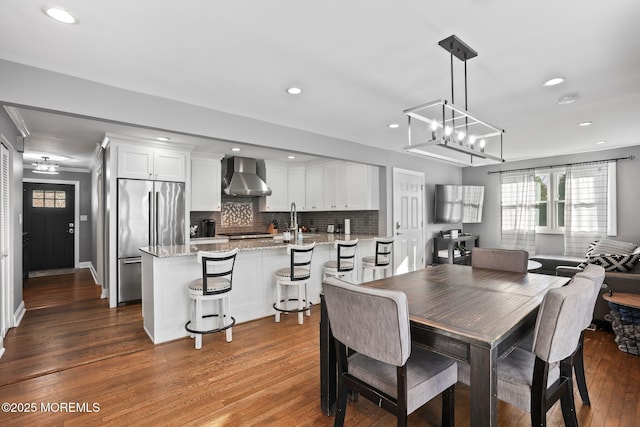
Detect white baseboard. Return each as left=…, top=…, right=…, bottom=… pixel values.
left=87, top=264, right=99, bottom=285
left=13, top=300, right=26, bottom=327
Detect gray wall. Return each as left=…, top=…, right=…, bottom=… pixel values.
left=23, top=169, right=93, bottom=264
left=0, top=59, right=463, bottom=266
left=462, top=145, right=640, bottom=254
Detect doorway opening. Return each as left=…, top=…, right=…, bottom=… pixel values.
left=23, top=180, right=79, bottom=275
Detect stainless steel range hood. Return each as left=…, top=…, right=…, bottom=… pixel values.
left=222, top=157, right=272, bottom=197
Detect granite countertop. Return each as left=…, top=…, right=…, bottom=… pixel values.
left=140, top=233, right=377, bottom=258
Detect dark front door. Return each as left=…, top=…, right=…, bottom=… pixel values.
left=23, top=183, right=75, bottom=271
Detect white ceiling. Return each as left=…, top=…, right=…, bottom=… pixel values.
left=2, top=0, right=640, bottom=169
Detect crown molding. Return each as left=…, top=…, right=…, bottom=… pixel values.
left=3, top=106, right=30, bottom=137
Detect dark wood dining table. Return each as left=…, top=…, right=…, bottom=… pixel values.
left=319, top=263, right=570, bottom=427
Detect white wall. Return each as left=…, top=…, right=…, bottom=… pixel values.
left=462, top=145, right=640, bottom=254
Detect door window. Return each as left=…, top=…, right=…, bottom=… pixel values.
left=32, top=190, right=66, bottom=208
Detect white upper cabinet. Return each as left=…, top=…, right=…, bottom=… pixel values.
left=117, top=145, right=187, bottom=182
left=344, top=162, right=379, bottom=210
left=259, top=162, right=307, bottom=212
left=191, top=155, right=223, bottom=211
left=323, top=162, right=339, bottom=210
left=154, top=149, right=187, bottom=182
left=305, top=164, right=324, bottom=211
left=287, top=167, right=306, bottom=210
left=259, top=161, right=288, bottom=212
left=320, top=162, right=379, bottom=211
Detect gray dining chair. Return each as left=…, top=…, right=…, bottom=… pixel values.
left=572, top=264, right=606, bottom=406
left=518, top=264, right=606, bottom=407
left=471, top=247, right=529, bottom=273
left=322, top=276, right=457, bottom=427
left=459, top=274, right=593, bottom=426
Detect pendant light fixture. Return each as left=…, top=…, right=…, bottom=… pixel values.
left=403, top=35, right=505, bottom=167
left=32, top=156, right=59, bottom=174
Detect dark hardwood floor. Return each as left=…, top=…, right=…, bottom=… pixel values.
left=0, top=270, right=638, bottom=426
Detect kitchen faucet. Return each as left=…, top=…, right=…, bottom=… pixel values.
left=290, top=202, right=298, bottom=240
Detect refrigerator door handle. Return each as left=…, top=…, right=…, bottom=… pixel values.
left=123, top=257, right=142, bottom=265
left=148, top=191, right=153, bottom=246
left=155, top=191, right=160, bottom=247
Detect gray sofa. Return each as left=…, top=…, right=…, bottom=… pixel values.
left=530, top=243, right=640, bottom=325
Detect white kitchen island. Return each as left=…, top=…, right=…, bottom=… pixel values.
left=139, top=234, right=375, bottom=344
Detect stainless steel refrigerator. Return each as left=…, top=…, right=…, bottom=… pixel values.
left=117, top=179, right=185, bottom=303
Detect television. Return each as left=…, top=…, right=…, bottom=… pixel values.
left=434, top=184, right=484, bottom=224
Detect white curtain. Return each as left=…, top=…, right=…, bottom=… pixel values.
left=564, top=164, right=609, bottom=256
left=500, top=170, right=536, bottom=255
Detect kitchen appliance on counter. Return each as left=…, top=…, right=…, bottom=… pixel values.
left=203, top=220, right=216, bottom=237
left=117, top=179, right=185, bottom=304
left=327, top=225, right=335, bottom=233
left=217, top=232, right=273, bottom=240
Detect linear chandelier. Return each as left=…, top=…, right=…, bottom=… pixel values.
left=404, top=35, right=505, bottom=167
left=32, top=156, right=59, bottom=174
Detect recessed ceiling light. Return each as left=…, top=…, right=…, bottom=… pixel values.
left=287, top=155, right=296, bottom=160
left=578, top=121, right=593, bottom=127
left=231, top=147, right=241, bottom=152
left=557, top=94, right=579, bottom=105
left=156, top=136, right=170, bottom=141
left=42, top=6, right=78, bottom=24
left=286, top=87, right=302, bottom=95
left=543, top=77, right=565, bottom=87
left=388, top=123, right=400, bottom=129
left=595, top=140, right=606, bottom=145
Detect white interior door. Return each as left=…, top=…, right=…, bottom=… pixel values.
left=393, top=168, right=425, bottom=274
left=1, top=142, right=11, bottom=351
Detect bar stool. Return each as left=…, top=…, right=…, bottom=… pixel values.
left=361, top=237, right=394, bottom=282
left=185, top=248, right=238, bottom=350
left=273, top=242, right=315, bottom=325
left=323, top=239, right=359, bottom=283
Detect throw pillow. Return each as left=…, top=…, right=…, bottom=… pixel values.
left=577, top=240, right=600, bottom=269
left=591, top=238, right=638, bottom=255
left=585, top=240, right=600, bottom=257
left=585, top=253, right=640, bottom=272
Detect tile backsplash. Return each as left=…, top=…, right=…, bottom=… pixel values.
left=190, top=196, right=379, bottom=237
left=221, top=201, right=253, bottom=227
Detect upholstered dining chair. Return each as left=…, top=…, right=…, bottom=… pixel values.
left=572, top=264, right=606, bottom=406
left=471, top=247, right=529, bottom=273
left=459, top=275, right=593, bottom=426
left=322, top=276, right=457, bottom=427
left=518, top=264, right=606, bottom=407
